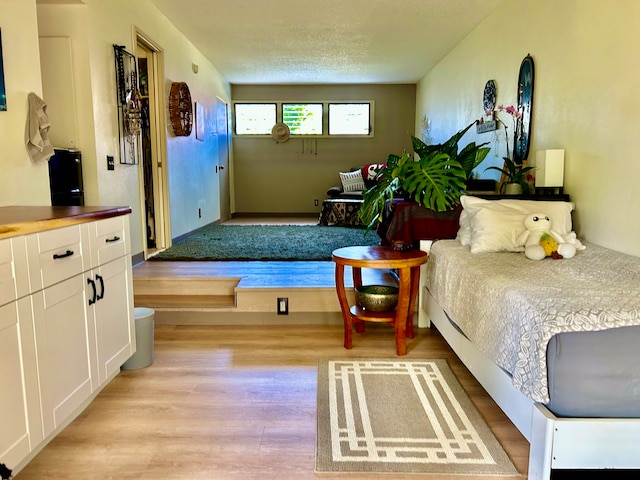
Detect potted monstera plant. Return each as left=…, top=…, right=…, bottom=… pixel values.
left=358, top=122, right=490, bottom=231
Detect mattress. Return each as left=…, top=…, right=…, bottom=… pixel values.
left=424, top=239, right=640, bottom=412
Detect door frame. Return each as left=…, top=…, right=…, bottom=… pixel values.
left=135, top=29, right=171, bottom=258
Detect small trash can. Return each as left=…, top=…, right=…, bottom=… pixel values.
left=122, top=307, right=155, bottom=370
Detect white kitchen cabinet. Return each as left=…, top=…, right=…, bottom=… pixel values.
left=31, top=273, right=93, bottom=437
left=0, top=236, right=41, bottom=470
left=0, top=298, right=40, bottom=469
left=0, top=208, right=134, bottom=475
left=88, top=255, right=135, bottom=385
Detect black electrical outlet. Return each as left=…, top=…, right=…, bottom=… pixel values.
left=107, top=155, right=115, bottom=171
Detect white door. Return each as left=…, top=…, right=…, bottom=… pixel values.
left=216, top=98, right=231, bottom=221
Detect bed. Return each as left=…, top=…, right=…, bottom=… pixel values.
left=416, top=195, right=640, bottom=480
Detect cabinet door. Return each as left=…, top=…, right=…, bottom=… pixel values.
left=32, top=274, right=93, bottom=437
left=0, top=301, right=32, bottom=468
left=91, top=256, right=135, bottom=385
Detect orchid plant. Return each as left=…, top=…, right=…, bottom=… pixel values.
left=483, top=104, right=533, bottom=192
left=485, top=104, right=522, bottom=160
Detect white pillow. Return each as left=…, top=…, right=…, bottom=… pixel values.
left=455, top=209, right=471, bottom=246
left=339, top=170, right=366, bottom=193
left=460, top=195, right=575, bottom=253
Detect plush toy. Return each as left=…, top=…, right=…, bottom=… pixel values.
left=517, top=213, right=577, bottom=260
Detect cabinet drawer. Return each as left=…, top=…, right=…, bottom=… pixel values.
left=26, top=224, right=88, bottom=292
left=0, top=237, right=30, bottom=305
left=89, top=216, right=129, bottom=268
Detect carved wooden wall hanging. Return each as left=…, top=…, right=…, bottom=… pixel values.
left=168, top=82, right=193, bottom=136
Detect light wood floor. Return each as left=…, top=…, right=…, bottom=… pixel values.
left=15, top=323, right=530, bottom=480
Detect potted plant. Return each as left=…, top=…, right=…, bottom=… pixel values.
left=358, top=122, right=490, bottom=231
left=484, top=156, right=535, bottom=195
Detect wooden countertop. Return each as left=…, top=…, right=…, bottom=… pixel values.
left=0, top=206, right=132, bottom=240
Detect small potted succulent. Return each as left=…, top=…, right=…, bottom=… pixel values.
left=484, top=156, right=535, bottom=195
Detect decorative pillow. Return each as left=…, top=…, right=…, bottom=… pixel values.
left=339, top=170, right=366, bottom=193
left=455, top=209, right=471, bottom=246
left=361, top=163, right=386, bottom=188
left=460, top=195, right=575, bottom=254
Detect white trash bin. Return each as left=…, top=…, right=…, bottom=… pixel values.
left=122, top=307, right=155, bottom=370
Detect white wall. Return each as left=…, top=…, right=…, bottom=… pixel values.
left=34, top=0, right=231, bottom=254
left=0, top=0, right=51, bottom=205
left=416, top=0, right=640, bottom=256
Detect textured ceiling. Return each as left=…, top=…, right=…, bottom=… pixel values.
left=148, top=0, right=507, bottom=85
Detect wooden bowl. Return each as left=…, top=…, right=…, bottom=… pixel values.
left=355, top=285, right=399, bottom=312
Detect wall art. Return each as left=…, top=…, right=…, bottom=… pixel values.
left=113, top=44, right=142, bottom=164
left=0, top=29, right=7, bottom=111
left=195, top=102, right=204, bottom=141
left=513, top=54, right=535, bottom=165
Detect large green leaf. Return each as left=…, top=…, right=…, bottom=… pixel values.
left=400, top=152, right=466, bottom=212
left=358, top=177, right=399, bottom=231
left=458, top=142, right=491, bottom=178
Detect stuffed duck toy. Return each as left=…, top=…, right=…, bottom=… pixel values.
left=517, top=213, right=577, bottom=260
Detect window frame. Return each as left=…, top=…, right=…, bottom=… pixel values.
left=233, top=102, right=277, bottom=135
left=232, top=101, right=375, bottom=138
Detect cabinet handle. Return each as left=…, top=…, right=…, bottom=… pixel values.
left=87, top=277, right=97, bottom=305
left=96, top=274, right=105, bottom=301
left=105, top=236, right=120, bottom=243
left=53, top=249, right=74, bottom=260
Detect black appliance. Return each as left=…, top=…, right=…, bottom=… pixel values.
left=48, top=148, right=84, bottom=206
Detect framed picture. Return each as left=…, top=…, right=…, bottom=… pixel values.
left=0, top=29, right=7, bottom=111
left=195, top=102, right=204, bottom=141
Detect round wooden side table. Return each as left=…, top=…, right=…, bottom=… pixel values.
left=332, top=246, right=428, bottom=356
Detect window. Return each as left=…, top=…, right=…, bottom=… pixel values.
left=329, top=103, right=371, bottom=135
left=234, top=103, right=276, bottom=134
left=233, top=101, right=373, bottom=137
left=283, top=103, right=322, bottom=135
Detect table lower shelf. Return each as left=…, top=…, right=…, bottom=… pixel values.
left=350, top=305, right=396, bottom=323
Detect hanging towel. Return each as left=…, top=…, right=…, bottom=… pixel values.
left=24, top=92, right=55, bottom=163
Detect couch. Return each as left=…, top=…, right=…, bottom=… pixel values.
left=325, top=163, right=386, bottom=200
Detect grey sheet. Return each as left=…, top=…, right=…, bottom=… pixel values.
left=546, top=326, right=640, bottom=417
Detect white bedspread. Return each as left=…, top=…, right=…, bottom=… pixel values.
left=424, top=240, right=640, bottom=403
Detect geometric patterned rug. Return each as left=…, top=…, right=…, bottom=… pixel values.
left=316, top=359, right=518, bottom=475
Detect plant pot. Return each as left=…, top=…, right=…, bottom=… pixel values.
left=503, top=182, right=523, bottom=195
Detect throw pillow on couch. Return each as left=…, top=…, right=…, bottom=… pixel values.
left=329, top=163, right=386, bottom=199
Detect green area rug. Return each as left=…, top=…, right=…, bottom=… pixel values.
left=150, top=224, right=380, bottom=261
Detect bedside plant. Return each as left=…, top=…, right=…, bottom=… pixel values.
left=358, top=122, right=490, bottom=231
left=484, top=157, right=535, bottom=195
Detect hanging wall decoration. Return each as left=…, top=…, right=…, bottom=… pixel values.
left=513, top=54, right=535, bottom=166
left=113, top=44, right=142, bottom=164
left=0, top=29, right=7, bottom=111
left=169, top=82, right=193, bottom=136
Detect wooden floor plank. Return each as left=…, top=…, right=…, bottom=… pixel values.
left=15, top=324, right=529, bottom=479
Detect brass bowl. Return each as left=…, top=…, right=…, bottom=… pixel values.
left=355, top=285, right=399, bottom=312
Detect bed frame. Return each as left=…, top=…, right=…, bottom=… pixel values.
left=417, top=242, right=640, bottom=480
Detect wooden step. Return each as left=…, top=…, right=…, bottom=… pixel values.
left=133, top=275, right=238, bottom=309
left=132, top=260, right=396, bottom=314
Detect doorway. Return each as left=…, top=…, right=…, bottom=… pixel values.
left=136, top=34, right=169, bottom=258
